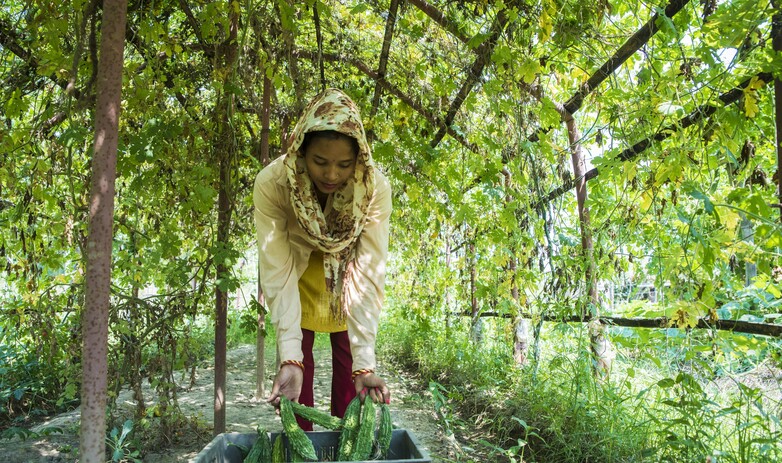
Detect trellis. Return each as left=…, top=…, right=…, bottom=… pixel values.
left=362, top=1, right=779, bottom=373
left=1, top=1, right=781, bottom=457
left=288, top=0, right=782, bottom=357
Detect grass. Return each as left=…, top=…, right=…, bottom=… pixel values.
left=377, top=307, right=782, bottom=463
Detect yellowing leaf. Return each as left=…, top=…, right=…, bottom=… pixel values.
left=668, top=303, right=698, bottom=329
left=623, top=161, right=637, bottom=182
left=724, top=207, right=742, bottom=232
left=768, top=284, right=781, bottom=299
left=742, top=76, right=765, bottom=118
left=747, top=76, right=766, bottom=91
left=744, top=93, right=759, bottom=118
left=699, top=282, right=715, bottom=309
left=725, top=138, right=740, bottom=155
left=538, top=0, right=555, bottom=44
left=407, top=184, right=420, bottom=202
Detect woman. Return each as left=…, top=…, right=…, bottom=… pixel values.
left=253, top=88, right=391, bottom=430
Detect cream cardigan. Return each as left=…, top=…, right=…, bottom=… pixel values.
left=253, top=156, right=392, bottom=371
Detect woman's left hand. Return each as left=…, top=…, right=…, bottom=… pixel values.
left=354, top=372, right=391, bottom=404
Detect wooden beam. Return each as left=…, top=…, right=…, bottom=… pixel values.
left=457, top=0, right=692, bottom=190
left=313, top=1, right=325, bottom=91
left=467, top=312, right=782, bottom=338
left=430, top=8, right=509, bottom=148
left=535, top=72, right=774, bottom=211
left=296, top=49, right=479, bottom=153
left=0, top=18, right=32, bottom=62
left=561, top=0, right=692, bottom=118
left=529, top=0, right=692, bottom=143
left=407, top=0, right=470, bottom=45
left=371, top=0, right=401, bottom=117
left=0, top=18, right=81, bottom=99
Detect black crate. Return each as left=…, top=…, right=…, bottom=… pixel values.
left=192, top=429, right=431, bottom=463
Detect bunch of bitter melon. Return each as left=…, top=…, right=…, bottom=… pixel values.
left=244, top=396, right=392, bottom=462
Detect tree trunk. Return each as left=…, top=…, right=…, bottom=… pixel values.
left=468, top=237, right=483, bottom=344
left=255, top=289, right=267, bottom=400
left=510, top=252, right=531, bottom=365
left=80, top=1, right=127, bottom=461
left=503, top=169, right=530, bottom=365
left=129, top=288, right=146, bottom=419
left=371, top=0, right=401, bottom=117
left=128, top=226, right=146, bottom=418
left=740, top=214, right=757, bottom=285
left=564, top=116, right=615, bottom=376
left=281, top=0, right=303, bottom=108
left=214, top=165, right=230, bottom=435
left=773, top=6, right=782, bottom=224
left=511, top=258, right=531, bottom=365
left=520, top=122, right=555, bottom=367
left=213, top=4, right=240, bottom=437
left=255, top=74, right=272, bottom=401
left=444, top=232, right=453, bottom=331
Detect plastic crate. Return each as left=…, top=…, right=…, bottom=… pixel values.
left=191, top=429, right=431, bottom=463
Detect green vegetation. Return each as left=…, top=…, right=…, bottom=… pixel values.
left=379, top=300, right=782, bottom=462
left=2, top=0, right=782, bottom=460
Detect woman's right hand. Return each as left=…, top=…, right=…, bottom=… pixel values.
left=266, top=364, right=304, bottom=407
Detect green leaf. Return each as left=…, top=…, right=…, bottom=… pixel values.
left=657, top=378, right=675, bottom=388
left=467, top=33, right=491, bottom=50
left=349, top=3, right=369, bottom=14
left=539, top=98, right=561, bottom=129
left=684, top=184, right=714, bottom=214
left=518, top=57, right=540, bottom=84
left=654, top=7, right=678, bottom=38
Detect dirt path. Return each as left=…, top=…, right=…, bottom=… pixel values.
left=0, top=344, right=467, bottom=462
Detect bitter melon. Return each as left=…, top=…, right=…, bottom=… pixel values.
left=271, top=434, right=284, bottom=463
left=280, top=397, right=318, bottom=461
left=337, top=396, right=362, bottom=460
left=376, top=403, right=393, bottom=459
left=289, top=401, right=343, bottom=430
left=243, top=427, right=272, bottom=463
left=350, top=399, right=375, bottom=461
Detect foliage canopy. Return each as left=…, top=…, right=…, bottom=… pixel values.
left=0, top=0, right=781, bottom=459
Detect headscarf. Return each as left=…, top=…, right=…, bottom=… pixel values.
left=283, top=88, right=375, bottom=322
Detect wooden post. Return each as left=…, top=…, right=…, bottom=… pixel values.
left=255, top=74, right=272, bottom=400
left=773, top=6, right=782, bottom=224
left=564, top=114, right=615, bottom=377
left=80, top=0, right=127, bottom=460
left=213, top=1, right=240, bottom=436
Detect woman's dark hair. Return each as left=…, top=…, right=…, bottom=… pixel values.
left=301, top=130, right=359, bottom=157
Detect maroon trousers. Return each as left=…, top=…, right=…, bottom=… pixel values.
left=297, top=329, right=356, bottom=431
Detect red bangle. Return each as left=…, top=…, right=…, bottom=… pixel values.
left=351, top=369, right=374, bottom=381
left=281, top=360, right=304, bottom=371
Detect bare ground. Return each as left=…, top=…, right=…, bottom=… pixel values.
left=0, top=344, right=477, bottom=463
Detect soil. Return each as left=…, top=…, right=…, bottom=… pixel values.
left=0, top=343, right=473, bottom=463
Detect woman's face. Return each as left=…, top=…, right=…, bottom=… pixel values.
left=304, top=136, right=357, bottom=196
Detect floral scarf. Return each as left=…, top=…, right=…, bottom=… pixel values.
left=283, top=88, right=375, bottom=322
